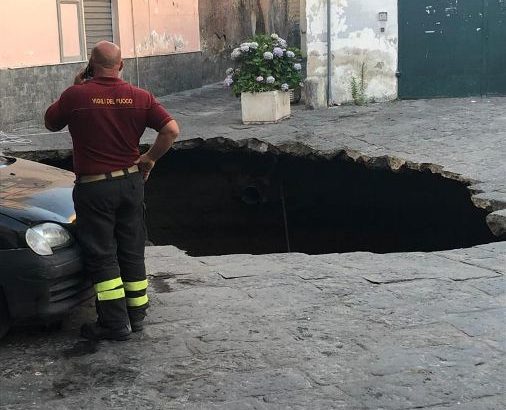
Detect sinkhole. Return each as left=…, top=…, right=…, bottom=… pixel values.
left=42, top=140, right=498, bottom=256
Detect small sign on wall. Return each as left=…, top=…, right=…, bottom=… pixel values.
left=378, top=12, right=388, bottom=22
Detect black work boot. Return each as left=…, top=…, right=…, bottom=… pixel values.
left=130, top=320, right=144, bottom=333
left=128, top=308, right=146, bottom=333
left=80, top=322, right=131, bottom=341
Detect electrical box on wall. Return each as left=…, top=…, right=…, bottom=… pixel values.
left=378, top=12, right=388, bottom=33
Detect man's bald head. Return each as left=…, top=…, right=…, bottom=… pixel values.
left=91, top=41, right=122, bottom=72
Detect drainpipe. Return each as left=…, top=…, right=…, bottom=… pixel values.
left=130, top=0, right=140, bottom=86
left=327, top=0, right=332, bottom=106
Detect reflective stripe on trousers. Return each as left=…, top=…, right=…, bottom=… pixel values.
left=124, top=279, right=149, bottom=308
left=94, top=277, right=125, bottom=301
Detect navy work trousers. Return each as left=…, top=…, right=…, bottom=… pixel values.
left=73, top=171, right=148, bottom=329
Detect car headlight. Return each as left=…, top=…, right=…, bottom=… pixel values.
left=25, top=223, right=73, bottom=256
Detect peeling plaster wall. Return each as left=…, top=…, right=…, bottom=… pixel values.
left=306, top=0, right=398, bottom=104
left=199, top=0, right=298, bottom=84
left=117, top=0, right=200, bottom=58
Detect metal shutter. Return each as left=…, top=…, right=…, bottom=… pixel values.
left=83, top=0, right=113, bottom=56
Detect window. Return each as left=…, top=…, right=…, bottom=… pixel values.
left=57, top=0, right=86, bottom=62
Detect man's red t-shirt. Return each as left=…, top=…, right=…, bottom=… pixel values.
left=45, top=77, right=173, bottom=176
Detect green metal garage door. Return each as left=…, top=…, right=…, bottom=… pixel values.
left=485, top=0, right=506, bottom=95
left=398, top=0, right=506, bottom=98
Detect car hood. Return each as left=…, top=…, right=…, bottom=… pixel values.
left=0, top=157, right=76, bottom=226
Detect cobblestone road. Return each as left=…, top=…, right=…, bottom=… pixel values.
left=0, top=86, right=504, bottom=409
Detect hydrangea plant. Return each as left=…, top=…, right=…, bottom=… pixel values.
left=224, top=33, right=303, bottom=96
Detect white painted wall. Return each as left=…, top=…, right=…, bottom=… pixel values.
left=305, top=0, right=398, bottom=104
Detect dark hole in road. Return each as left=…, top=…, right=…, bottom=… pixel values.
left=43, top=146, right=497, bottom=256
left=144, top=148, right=497, bottom=256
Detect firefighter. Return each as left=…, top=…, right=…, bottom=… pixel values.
left=45, top=41, right=179, bottom=340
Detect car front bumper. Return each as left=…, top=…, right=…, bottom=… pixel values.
left=0, top=246, right=94, bottom=321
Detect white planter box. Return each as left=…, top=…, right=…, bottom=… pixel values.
left=241, top=91, right=291, bottom=124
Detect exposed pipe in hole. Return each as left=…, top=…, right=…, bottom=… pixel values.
left=241, top=186, right=262, bottom=205
left=280, top=180, right=291, bottom=253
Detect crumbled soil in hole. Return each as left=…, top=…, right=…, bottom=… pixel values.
left=40, top=143, right=498, bottom=256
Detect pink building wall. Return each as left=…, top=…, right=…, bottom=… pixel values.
left=0, top=0, right=200, bottom=69
left=0, top=0, right=61, bottom=68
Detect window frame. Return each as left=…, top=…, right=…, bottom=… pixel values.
left=56, top=0, right=87, bottom=63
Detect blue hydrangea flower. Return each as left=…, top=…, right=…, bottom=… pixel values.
left=266, top=76, right=275, bottom=84
left=281, top=83, right=289, bottom=91
left=263, top=51, right=274, bottom=60
left=256, top=76, right=264, bottom=82
left=240, top=44, right=250, bottom=52
left=231, top=48, right=242, bottom=60
left=273, top=47, right=284, bottom=57
left=277, top=39, right=288, bottom=48
left=249, top=42, right=259, bottom=49
left=286, top=50, right=295, bottom=58
left=294, top=63, right=302, bottom=71
left=223, top=76, right=234, bottom=87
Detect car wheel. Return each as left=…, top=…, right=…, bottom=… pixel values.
left=0, top=290, right=11, bottom=340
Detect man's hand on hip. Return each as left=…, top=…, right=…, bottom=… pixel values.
left=135, top=120, right=180, bottom=181
left=135, top=154, right=156, bottom=181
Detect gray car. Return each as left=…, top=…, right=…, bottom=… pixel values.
left=0, top=155, right=93, bottom=339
